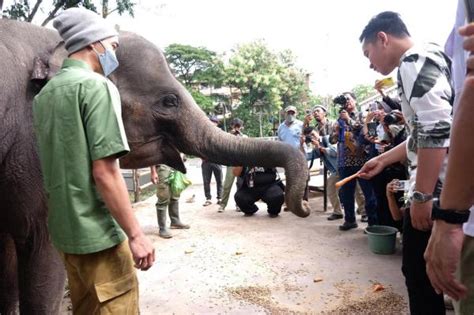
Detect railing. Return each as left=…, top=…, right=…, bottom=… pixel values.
left=122, top=168, right=154, bottom=202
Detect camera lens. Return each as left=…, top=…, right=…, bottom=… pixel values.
left=384, top=114, right=399, bottom=125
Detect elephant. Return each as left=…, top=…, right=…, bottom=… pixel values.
left=0, top=18, right=311, bottom=313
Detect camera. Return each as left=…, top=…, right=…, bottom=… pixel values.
left=333, top=95, right=348, bottom=107
left=304, top=135, right=313, bottom=144
left=383, top=112, right=402, bottom=125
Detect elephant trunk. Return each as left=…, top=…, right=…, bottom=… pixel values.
left=175, top=100, right=311, bottom=218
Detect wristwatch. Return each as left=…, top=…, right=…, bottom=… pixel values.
left=412, top=190, right=433, bottom=203
left=431, top=200, right=471, bottom=224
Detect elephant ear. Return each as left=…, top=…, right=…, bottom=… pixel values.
left=47, top=42, right=68, bottom=80
left=30, top=41, right=67, bottom=82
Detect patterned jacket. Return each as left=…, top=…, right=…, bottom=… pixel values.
left=397, top=43, right=453, bottom=192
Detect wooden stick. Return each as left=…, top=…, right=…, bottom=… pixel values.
left=335, top=172, right=360, bottom=189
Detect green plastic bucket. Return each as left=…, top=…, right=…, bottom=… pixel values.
left=365, top=225, right=398, bottom=255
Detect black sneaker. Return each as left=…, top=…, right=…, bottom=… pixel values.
left=268, top=213, right=279, bottom=218
left=339, top=221, right=358, bottom=231
left=327, top=213, right=343, bottom=221
left=360, top=215, right=369, bottom=223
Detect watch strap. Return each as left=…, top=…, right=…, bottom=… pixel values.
left=431, top=200, right=471, bottom=224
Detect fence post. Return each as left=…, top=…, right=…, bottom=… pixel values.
left=133, top=169, right=140, bottom=202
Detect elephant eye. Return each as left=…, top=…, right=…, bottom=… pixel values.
left=161, top=94, right=179, bottom=108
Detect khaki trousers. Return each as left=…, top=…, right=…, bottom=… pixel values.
left=59, top=241, right=139, bottom=315
left=454, top=235, right=474, bottom=315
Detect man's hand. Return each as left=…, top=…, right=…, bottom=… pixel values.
left=339, top=110, right=350, bottom=122
left=410, top=200, right=433, bottom=231
left=304, top=114, right=313, bottom=126
left=425, top=221, right=467, bottom=300
left=129, top=233, right=155, bottom=271
left=374, top=80, right=386, bottom=96
left=299, top=134, right=305, bottom=147
left=365, top=111, right=376, bottom=124
left=358, top=156, right=385, bottom=179
left=151, top=173, right=158, bottom=185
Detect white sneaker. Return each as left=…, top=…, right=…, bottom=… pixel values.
left=218, top=206, right=225, bottom=213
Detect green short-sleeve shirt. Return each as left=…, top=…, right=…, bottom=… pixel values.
left=33, top=59, right=129, bottom=254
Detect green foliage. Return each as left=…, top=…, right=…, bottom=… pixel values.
left=351, top=84, right=377, bottom=105
left=189, top=90, right=214, bottom=114
left=165, top=43, right=224, bottom=87
left=2, top=0, right=135, bottom=25
left=2, top=0, right=30, bottom=20
left=115, top=0, right=134, bottom=17
left=225, top=40, right=309, bottom=137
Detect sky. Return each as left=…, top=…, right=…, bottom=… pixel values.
left=107, top=0, right=458, bottom=95
left=4, top=0, right=459, bottom=95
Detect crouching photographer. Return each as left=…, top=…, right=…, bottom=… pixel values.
left=233, top=166, right=285, bottom=218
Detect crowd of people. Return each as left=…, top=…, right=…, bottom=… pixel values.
left=29, top=4, right=473, bottom=315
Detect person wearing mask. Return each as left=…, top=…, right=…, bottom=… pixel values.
left=277, top=106, right=303, bottom=149
left=32, top=8, right=154, bottom=313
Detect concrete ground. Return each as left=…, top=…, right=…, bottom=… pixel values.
left=132, top=160, right=410, bottom=314
left=61, top=159, right=455, bottom=314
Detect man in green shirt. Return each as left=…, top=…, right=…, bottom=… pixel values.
left=33, top=8, right=154, bottom=314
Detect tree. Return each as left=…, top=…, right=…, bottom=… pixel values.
left=164, top=43, right=224, bottom=87
left=225, top=40, right=309, bottom=137
left=2, top=0, right=135, bottom=25
left=351, top=83, right=378, bottom=106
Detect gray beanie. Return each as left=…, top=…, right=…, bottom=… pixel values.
left=53, top=7, right=118, bottom=54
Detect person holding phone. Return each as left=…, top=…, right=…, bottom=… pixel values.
left=386, top=179, right=408, bottom=229
left=363, top=102, right=408, bottom=229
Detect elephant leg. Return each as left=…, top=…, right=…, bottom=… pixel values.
left=15, top=238, right=66, bottom=315
left=0, top=233, right=18, bottom=315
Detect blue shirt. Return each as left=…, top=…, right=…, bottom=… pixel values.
left=277, top=120, right=303, bottom=148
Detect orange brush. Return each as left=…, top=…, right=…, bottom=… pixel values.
left=335, top=172, right=360, bottom=189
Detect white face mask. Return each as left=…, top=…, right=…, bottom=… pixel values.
left=286, top=114, right=295, bottom=123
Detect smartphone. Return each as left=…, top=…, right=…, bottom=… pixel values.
left=367, top=122, right=377, bottom=137
left=379, top=77, right=395, bottom=88
left=465, top=0, right=474, bottom=23
left=396, top=180, right=409, bottom=192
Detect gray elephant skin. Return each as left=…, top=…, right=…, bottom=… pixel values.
left=0, top=19, right=311, bottom=313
